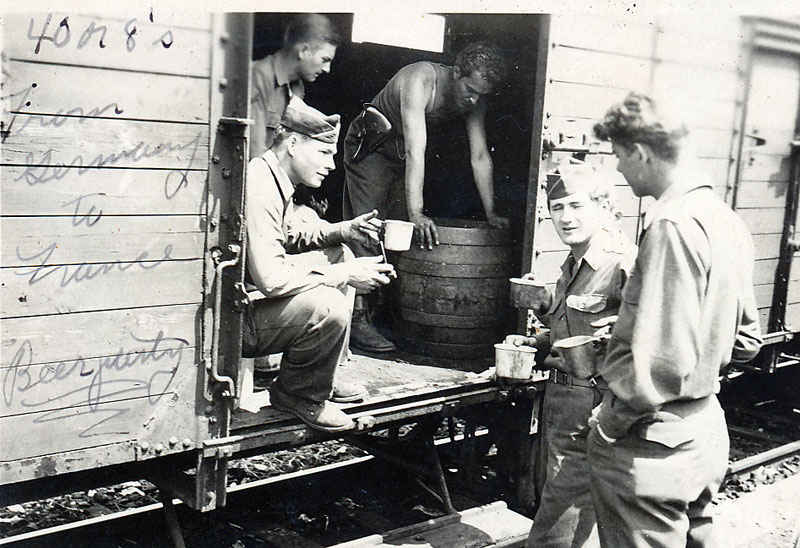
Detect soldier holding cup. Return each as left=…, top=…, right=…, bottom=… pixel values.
left=505, top=164, right=636, bottom=548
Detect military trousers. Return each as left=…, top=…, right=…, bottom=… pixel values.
left=342, top=119, right=407, bottom=258
left=242, top=245, right=355, bottom=403
left=587, top=395, right=729, bottom=548
left=527, top=381, right=602, bottom=548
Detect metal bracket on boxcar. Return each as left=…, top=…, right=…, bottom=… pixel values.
left=787, top=225, right=800, bottom=254
left=232, top=281, right=250, bottom=312
left=207, top=243, right=242, bottom=399
left=217, top=116, right=252, bottom=136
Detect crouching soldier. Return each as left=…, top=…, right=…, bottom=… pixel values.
left=244, top=96, right=396, bottom=432
left=505, top=164, right=636, bottom=548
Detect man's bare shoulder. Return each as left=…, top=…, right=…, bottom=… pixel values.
left=394, top=61, right=438, bottom=86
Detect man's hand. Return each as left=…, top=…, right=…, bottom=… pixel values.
left=487, top=212, right=510, bottom=230
left=343, top=210, right=383, bottom=246
left=341, top=256, right=397, bottom=291
left=409, top=212, right=439, bottom=250
left=504, top=334, right=537, bottom=347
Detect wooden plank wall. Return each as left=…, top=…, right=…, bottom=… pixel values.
left=1, top=11, right=212, bottom=465
left=533, top=15, right=656, bottom=282
left=532, top=15, right=746, bottom=299
left=738, top=50, right=800, bottom=332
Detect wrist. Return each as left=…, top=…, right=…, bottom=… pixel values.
left=335, top=221, right=351, bottom=243
left=322, top=263, right=349, bottom=289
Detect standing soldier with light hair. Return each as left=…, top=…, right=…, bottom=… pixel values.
left=342, top=42, right=510, bottom=352
left=505, top=163, right=636, bottom=548
left=589, top=92, right=763, bottom=547
left=250, top=13, right=340, bottom=159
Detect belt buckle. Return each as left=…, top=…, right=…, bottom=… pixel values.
left=551, top=369, right=569, bottom=385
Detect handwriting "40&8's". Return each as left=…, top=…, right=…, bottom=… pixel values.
left=27, top=12, right=175, bottom=54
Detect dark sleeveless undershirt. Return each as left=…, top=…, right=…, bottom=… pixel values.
left=371, top=62, right=460, bottom=135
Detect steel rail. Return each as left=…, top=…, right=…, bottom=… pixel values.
left=6, top=427, right=800, bottom=546
left=727, top=440, right=800, bottom=476
left=0, top=429, right=490, bottom=546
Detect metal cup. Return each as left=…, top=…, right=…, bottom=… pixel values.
left=383, top=219, right=415, bottom=251
left=494, top=342, right=537, bottom=381
left=509, top=277, right=550, bottom=310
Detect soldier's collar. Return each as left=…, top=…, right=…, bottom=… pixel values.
left=263, top=150, right=295, bottom=202
left=643, top=174, right=712, bottom=230
left=272, top=53, right=295, bottom=88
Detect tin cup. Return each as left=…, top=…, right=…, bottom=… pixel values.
left=509, top=277, right=550, bottom=310
left=494, top=343, right=537, bottom=381
left=551, top=335, right=603, bottom=379
left=383, top=220, right=415, bottom=251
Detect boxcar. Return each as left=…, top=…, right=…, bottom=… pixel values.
left=2, top=10, right=799, bottom=516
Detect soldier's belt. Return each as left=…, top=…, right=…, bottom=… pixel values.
left=549, top=368, right=607, bottom=389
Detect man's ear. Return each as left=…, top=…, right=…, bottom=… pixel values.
left=286, top=134, right=298, bottom=157
left=453, top=65, right=462, bottom=79
left=296, top=42, right=311, bottom=59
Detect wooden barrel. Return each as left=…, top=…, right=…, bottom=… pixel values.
left=393, top=218, right=514, bottom=359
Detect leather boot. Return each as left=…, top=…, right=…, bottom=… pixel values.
left=350, top=295, right=395, bottom=353
left=331, top=380, right=367, bottom=403
left=270, top=384, right=355, bottom=432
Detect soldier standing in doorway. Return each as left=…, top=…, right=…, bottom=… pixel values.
left=342, top=42, right=510, bottom=352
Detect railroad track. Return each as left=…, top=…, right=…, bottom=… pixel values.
left=0, top=430, right=494, bottom=548
left=4, top=418, right=800, bottom=548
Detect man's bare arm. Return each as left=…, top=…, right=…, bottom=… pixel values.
left=465, top=102, right=508, bottom=229
left=400, top=65, right=439, bottom=249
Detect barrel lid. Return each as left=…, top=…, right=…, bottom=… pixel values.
left=433, top=217, right=511, bottom=246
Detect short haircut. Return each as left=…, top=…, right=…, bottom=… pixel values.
left=547, top=166, right=621, bottom=221
left=271, top=125, right=309, bottom=149
left=588, top=181, right=622, bottom=221
left=283, top=14, right=340, bottom=49
left=454, top=42, right=507, bottom=89
left=593, top=92, right=689, bottom=162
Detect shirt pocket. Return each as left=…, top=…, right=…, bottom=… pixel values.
left=566, top=293, right=608, bottom=314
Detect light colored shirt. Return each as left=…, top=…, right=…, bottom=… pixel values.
left=541, top=228, right=636, bottom=373
left=597, top=179, right=763, bottom=438
left=250, top=54, right=305, bottom=157
left=245, top=150, right=348, bottom=298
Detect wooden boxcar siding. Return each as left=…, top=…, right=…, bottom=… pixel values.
left=532, top=15, right=755, bottom=318
left=1, top=12, right=212, bottom=473
left=737, top=49, right=800, bottom=332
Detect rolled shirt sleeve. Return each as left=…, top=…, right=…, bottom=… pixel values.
left=285, top=214, right=349, bottom=254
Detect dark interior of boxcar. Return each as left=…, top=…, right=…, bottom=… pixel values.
left=252, top=13, right=543, bottom=268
